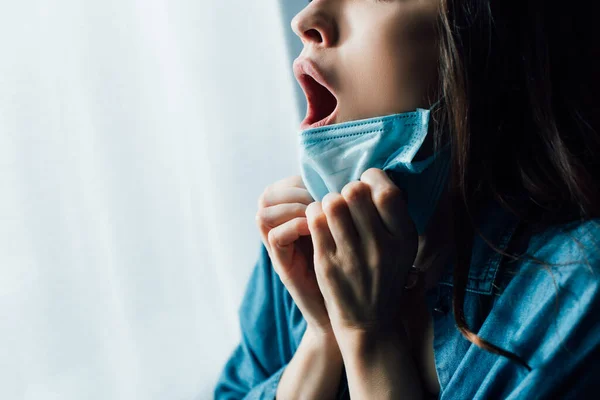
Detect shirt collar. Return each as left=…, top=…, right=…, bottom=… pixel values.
left=437, top=199, right=521, bottom=295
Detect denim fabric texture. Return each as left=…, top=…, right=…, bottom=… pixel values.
left=214, top=200, right=600, bottom=399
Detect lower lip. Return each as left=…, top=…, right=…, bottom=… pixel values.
left=299, top=106, right=339, bottom=131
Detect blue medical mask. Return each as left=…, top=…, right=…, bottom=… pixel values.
left=298, top=108, right=450, bottom=235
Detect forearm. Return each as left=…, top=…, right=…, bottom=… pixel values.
left=338, top=329, right=423, bottom=400
left=276, top=327, right=344, bottom=400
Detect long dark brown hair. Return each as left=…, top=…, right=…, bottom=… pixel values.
left=435, top=0, right=600, bottom=369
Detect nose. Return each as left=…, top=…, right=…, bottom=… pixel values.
left=290, top=5, right=336, bottom=48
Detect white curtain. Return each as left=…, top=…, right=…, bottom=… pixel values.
left=0, top=0, right=302, bottom=398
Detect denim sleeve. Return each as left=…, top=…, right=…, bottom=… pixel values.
left=494, top=266, right=600, bottom=400
left=213, top=243, right=294, bottom=400
left=436, top=220, right=600, bottom=399
left=451, top=221, right=600, bottom=399
left=499, top=221, right=600, bottom=399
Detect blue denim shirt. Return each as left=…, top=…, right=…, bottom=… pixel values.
left=214, top=201, right=600, bottom=399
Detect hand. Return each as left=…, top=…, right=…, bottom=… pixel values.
left=256, top=176, right=335, bottom=335
left=304, top=168, right=419, bottom=339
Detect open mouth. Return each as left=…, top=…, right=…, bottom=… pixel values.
left=298, top=73, right=338, bottom=130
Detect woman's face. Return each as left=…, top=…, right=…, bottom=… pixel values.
left=291, top=0, right=440, bottom=128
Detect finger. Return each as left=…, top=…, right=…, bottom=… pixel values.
left=256, top=203, right=309, bottom=254
left=360, top=168, right=415, bottom=238
left=320, top=193, right=361, bottom=252
left=256, top=203, right=308, bottom=231
left=261, top=176, right=307, bottom=205
left=258, top=186, right=314, bottom=208
left=255, top=203, right=310, bottom=252
left=272, top=175, right=307, bottom=190
left=268, top=217, right=311, bottom=247
left=341, top=180, right=385, bottom=245
left=305, top=202, right=337, bottom=256
left=267, top=217, right=310, bottom=277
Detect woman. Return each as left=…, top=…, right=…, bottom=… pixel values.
left=215, top=0, right=600, bottom=398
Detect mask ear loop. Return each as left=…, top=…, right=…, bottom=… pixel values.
left=428, top=96, right=450, bottom=153
left=428, top=95, right=445, bottom=112
left=430, top=99, right=442, bottom=110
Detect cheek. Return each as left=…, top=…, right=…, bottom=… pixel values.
left=335, top=3, right=440, bottom=119
left=353, top=19, right=438, bottom=113
left=341, top=37, right=429, bottom=115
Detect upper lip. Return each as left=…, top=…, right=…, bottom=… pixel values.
left=292, top=57, right=339, bottom=129
left=292, top=57, right=336, bottom=98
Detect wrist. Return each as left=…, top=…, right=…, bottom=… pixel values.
left=336, top=327, right=408, bottom=360
left=304, top=325, right=343, bottom=358
left=336, top=328, right=423, bottom=400
left=277, top=326, right=344, bottom=400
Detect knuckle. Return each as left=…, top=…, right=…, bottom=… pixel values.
left=322, top=193, right=346, bottom=215
left=267, top=228, right=279, bottom=247
left=317, top=255, right=337, bottom=279
left=373, top=185, right=402, bottom=206
left=293, top=203, right=307, bottom=216
left=341, top=264, right=362, bottom=282
left=339, top=245, right=360, bottom=267
left=321, top=192, right=338, bottom=205
left=258, top=186, right=271, bottom=208
left=335, top=251, right=361, bottom=277
left=293, top=216, right=306, bottom=231
left=286, top=217, right=299, bottom=233
left=310, top=213, right=327, bottom=231
left=366, top=250, right=382, bottom=268
left=360, top=167, right=381, bottom=181
left=341, top=181, right=370, bottom=202
left=255, top=208, right=267, bottom=225
left=255, top=208, right=275, bottom=229
left=304, top=201, right=319, bottom=219
left=307, top=205, right=330, bottom=230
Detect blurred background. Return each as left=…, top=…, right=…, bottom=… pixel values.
left=0, top=0, right=306, bottom=398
